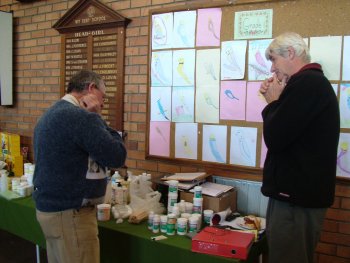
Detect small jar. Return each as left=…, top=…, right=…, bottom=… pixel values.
left=166, top=213, right=176, bottom=236
left=194, top=186, right=202, bottom=198
left=203, top=209, right=214, bottom=224
left=189, top=216, right=198, bottom=233
left=177, top=218, right=188, bottom=235
left=178, top=200, right=186, bottom=213
left=191, top=213, right=202, bottom=231
left=152, top=214, right=160, bottom=233
left=160, top=215, right=168, bottom=233
left=193, top=198, right=203, bottom=214
left=167, top=192, right=178, bottom=214
left=148, top=211, right=154, bottom=230
left=185, top=202, right=193, bottom=213
left=168, top=180, right=178, bottom=194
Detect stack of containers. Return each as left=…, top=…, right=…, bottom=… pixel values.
left=147, top=182, right=205, bottom=236
left=167, top=180, right=178, bottom=213
left=24, top=163, right=35, bottom=185
left=193, top=186, right=203, bottom=214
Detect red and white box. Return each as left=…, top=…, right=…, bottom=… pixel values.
left=192, top=226, right=255, bottom=260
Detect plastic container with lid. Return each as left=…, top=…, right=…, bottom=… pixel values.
left=111, top=171, right=122, bottom=186
left=203, top=209, right=214, bottom=224
left=177, top=217, right=188, bottom=235
left=166, top=213, right=176, bottom=235
left=168, top=180, right=179, bottom=194
left=148, top=211, right=155, bottom=230
left=193, top=186, right=202, bottom=198
left=189, top=216, right=199, bottom=233
left=152, top=214, right=160, bottom=233
left=193, top=197, right=203, bottom=214
left=160, top=215, right=168, bottom=233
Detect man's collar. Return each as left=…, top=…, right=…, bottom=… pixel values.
left=61, top=94, right=80, bottom=107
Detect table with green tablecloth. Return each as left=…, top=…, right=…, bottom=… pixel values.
left=0, top=196, right=267, bottom=263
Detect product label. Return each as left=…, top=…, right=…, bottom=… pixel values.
left=166, top=223, right=175, bottom=235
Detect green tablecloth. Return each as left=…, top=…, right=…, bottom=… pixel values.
left=0, top=196, right=267, bottom=263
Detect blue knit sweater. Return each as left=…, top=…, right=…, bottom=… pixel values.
left=33, top=99, right=127, bottom=212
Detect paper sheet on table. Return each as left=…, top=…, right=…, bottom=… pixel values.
left=0, top=190, right=23, bottom=200
left=166, top=179, right=206, bottom=190
left=190, top=182, right=234, bottom=197
left=161, top=172, right=208, bottom=182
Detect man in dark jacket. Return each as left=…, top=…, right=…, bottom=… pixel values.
left=259, top=32, right=340, bottom=263
left=33, top=70, right=127, bottom=263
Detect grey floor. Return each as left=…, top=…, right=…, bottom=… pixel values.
left=0, top=229, right=48, bottom=263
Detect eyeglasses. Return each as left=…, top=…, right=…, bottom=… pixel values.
left=92, top=84, right=107, bottom=102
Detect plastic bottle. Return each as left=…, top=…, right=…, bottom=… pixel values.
left=191, top=213, right=202, bottom=231
left=160, top=215, right=168, bottom=233
left=203, top=209, right=214, bottom=224
left=114, top=181, right=124, bottom=205
left=193, top=197, right=203, bottom=214
left=177, top=218, right=188, bottom=235
left=194, top=186, right=202, bottom=198
left=148, top=211, right=154, bottom=230
left=168, top=180, right=179, bottom=194
left=0, top=171, right=8, bottom=192
left=166, top=213, right=176, bottom=235
left=178, top=200, right=186, bottom=213
left=167, top=192, right=178, bottom=214
left=111, top=171, right=121, bottom=186
left=152, top=214, right=160, bottom=233
left=172, top=205, right=180, bottom=218
left=189, top=216, right=198, bottom=233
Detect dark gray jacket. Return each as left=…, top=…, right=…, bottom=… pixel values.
left=261, top=63, right=340, bottom=208
left=33, top=99, right=126, bottom=212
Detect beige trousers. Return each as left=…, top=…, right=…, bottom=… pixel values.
left=36, top=207, right=100, bottom=263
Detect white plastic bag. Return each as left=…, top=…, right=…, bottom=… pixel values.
left=129, top=174, right=165, bottom=215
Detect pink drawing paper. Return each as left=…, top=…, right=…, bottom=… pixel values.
left=149, top=121, right=171, bottom=157
left=246, top=81, right=267, bottom=122
left=196, top=8, right=222, bottom=47
left=220, top=81, right=246, bottom=120
left=260, top=135, right=267, bottom=168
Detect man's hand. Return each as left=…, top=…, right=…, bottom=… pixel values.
left=79, top=94, right=102, bottom=114
left=259, top=74, right=287, bottom=103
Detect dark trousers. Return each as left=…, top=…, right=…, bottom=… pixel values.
left=266, top=198, right=326, bottom=263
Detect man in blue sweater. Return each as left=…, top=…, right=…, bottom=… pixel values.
left=33, top=70, right=127, bottom=263
left=259, top=32, right=340, bottom=263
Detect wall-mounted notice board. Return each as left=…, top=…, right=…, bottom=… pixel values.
left=0, top=11, right=13, bottom=106
left=146, top=0, right=350, bottom=181
left=53, top=0, right=130, bottom=131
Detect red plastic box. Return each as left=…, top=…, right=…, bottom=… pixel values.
left=192, top=227, right=255, bottom=260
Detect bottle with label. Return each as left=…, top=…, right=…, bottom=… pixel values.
left=152, top=214, right=160, bottom=233
left=113, top=181, right=124, bottom=205
left=111, top=171, right=121, bottom=186
left=0, top=171, right=8, bottom=192
left=166, top=213, right=176, bottom=235
left=148, top=211, right=155, bottom=230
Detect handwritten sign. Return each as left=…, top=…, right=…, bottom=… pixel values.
left=234, top=9, right=273, bottom=40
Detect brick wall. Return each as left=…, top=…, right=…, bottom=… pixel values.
left=0, top=0, right=349, bottom=262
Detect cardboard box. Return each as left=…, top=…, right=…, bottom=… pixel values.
left=180, top=188, right=237, bottom=213
left=4, top=154, right=23, bottom=177
left=1, top=132, right=20, bottom=156
left=8, top=133, right=21, bottom=156
left=1, top=132, right=9, bottom=155
left=192, top=226, right=255, bottom=260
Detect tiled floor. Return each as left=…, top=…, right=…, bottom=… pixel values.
left=0, top=229, right=47, bottom=263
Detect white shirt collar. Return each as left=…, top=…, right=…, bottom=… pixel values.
left=61, top=94, right=80, bottom=107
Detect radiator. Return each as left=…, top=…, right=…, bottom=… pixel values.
left=212, top=176, right=268, bottom=218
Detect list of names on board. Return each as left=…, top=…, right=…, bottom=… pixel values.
left=93, top=33, right=118, bottom=126
left=64, top=29, right=119, bottom=127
